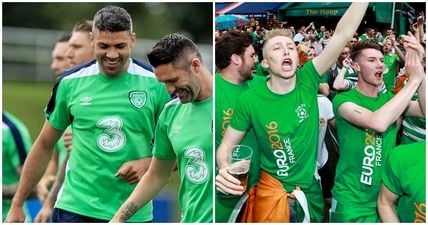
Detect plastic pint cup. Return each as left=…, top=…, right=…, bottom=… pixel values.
left=228, top=145, right=253, bottom=190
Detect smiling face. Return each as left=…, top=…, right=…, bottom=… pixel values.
left=355, top=48, right=385, bottom=87
left=90, top=29, right=136, bottom=77
left=153, top=61, right=201, bottom=103
left=262, top=35, right=298, bottom=80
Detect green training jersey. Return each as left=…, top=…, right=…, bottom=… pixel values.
left=230, top=60, right=321, bottom=191
left=2, top=112, right=32, bottom=221
left=382, top=141, right=426, bottom=222
left=382, top=53, right=399, bottom=93
left=214, top=73, right=265, bottom=222
left=48, top=59, right=170, bottom=221
left=54, top=126, right=71, bottom=165
left=332, top=89, right=396, bottom=209
left=153, top=97, right=213, bottom=222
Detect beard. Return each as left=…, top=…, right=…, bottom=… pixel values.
left=238, top=64, right=254, bottom=81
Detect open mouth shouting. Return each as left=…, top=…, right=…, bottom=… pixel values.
left=374, top=71, right=383, bottom=80
left=282, top=58, right=294, bottom=72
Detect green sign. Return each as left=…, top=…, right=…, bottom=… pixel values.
left=286, top=8, right=347, bottom=17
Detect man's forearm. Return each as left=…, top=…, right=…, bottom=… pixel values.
left=45, top=152, right=69, bottom=206
left=417, top=77, right=426, bottom=115
left=335, top=3, right=369, bottom=39
left=12, top=145, right=54, bottom=206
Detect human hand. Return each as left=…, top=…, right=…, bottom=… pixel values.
left=402, top=32, right=425, bottom=61
left=36, top=175, right=56, bottom=202
left=115, top=157, right=152, bottom=184
left=63, top=131, right=72, bottom=153
left=405, top=49, right=424, bottom=84
left=215, top=166, right=245, bottom=195
left=34, top=203, right=53, bottom=223
left=5, top=205, right=26, bottom=222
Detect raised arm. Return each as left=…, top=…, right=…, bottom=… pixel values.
left=337, top=45, right=424, bottom=133
left=313, top=2, right=369, bottom=75
left=403, top=32, right=426, bottom=117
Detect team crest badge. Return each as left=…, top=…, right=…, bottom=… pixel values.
left=129, top=91, right=147, bottom=109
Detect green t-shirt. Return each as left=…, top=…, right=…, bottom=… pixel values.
left=382, top=141, right=426, bottom=222
left=54, top=126, right=71, bottom=165
left=332, top=89, right=396, bottom=209
left=2, top=112, right=32, bottom=221
left=382, top=53, right=399, bottom=93
left=214, top=73, right=265, bottom=222
left=230, top=60, right=321, bottom=191
left=48, top=59, right=170, bottom=221
left=153, top=97, right=213, bottom=222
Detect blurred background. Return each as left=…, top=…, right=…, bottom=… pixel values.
left=2, top=2, right=213, bottom=222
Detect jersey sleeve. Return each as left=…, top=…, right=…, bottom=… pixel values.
left=47, top=80, right=72, bottom=131
left=298, top=60, right=321, bottom=94
left=332, top=92, right=350, bottom=120
left=153, top=105, right=176, bottom=160
left=382, top=151, right=403, bottom=196
left=320, top=71, right=329, bottom=83
left=229, top=93, right=252, bottom=132
left=154, top=84, right=171, bottom=120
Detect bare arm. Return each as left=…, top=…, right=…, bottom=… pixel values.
left=6, top=121, right=62, bottom=222
left=403, top=43, right=425, bottom=117
left=333, top=66, right=351, bottom=91
left=338, top=78, right=420, bottom=133
left=313, top=2, right=369, bottom=75
left=110, top=158, right=175, bottom=222
left=35, top=152, right=69, bottom=223
left=378, top=184, right=400, bottom=222
left=215, top=126, right=246, bottom=195
left=36, top=151, right=59, bottom=202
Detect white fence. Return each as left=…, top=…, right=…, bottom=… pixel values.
left=3, top=26, right=213, bottom=82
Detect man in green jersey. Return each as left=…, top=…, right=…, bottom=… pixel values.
left=378, top=141, right=426, bottom=222
left=330, top=35, right=425, bottom=222
left=111, top=33, right=213, bottom=223
left=2, top=112, right=33, bottom=222
left=35, top=20, right=96, bottom=223
left=216, top=3, right=369, bottom=222
left=214, top=30, right=265, bottom=222
left=6, top=6, right=170, bottom=222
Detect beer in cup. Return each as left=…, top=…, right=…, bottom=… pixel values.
left=228, top=145, right=253, bottom=190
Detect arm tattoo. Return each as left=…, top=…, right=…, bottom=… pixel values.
left=353, top=108, right=362, bottom=114
left=120, top=202, right=139, bottom=222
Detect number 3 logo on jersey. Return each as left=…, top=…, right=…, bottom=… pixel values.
left=96, top=116, right=126, bottom=152
left=184, top=146, right=209, bottom=184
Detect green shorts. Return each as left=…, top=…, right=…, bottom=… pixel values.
left=329, top=198, right=380, bottom=222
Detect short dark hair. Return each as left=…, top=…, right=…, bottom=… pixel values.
left=92, top=6, right=132, bottom=33
left=215, top=31, right=252, bottom=70
left=147, top=34, right=202, bottom=70
left=350, top=41, right=382, bottom=61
